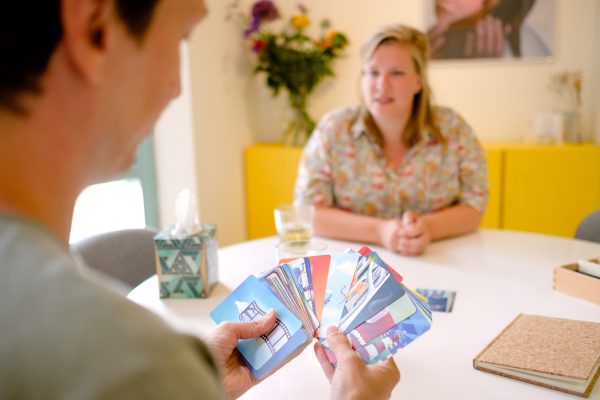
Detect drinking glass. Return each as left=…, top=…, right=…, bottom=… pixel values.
left=274, top=204, right=315, bottom=242
left=276, top=239, right=327, bottom=262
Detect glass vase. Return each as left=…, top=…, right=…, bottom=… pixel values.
left=284, top=91, right=315, bottom=146
left=562, top=110, right=581, bottom=143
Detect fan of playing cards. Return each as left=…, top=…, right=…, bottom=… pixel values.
left=210, top=246, right=432, bottom=379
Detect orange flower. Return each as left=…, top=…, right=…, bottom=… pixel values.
left=318, top=32, right=346, bottom=49
left=326, top=31, right=338, bottom=41
left=317, top=38, right=332, bottom=48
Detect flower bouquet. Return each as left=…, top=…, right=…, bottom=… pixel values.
left=228, top=1, right=348, bottom=145
left=548, top=70, right=582, bottom=112
left=547, top=70, right=583, bottom=143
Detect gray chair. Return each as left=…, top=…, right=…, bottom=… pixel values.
left=575, top=210, right=600, bottom=243
left=71, top=228, right=159, bottom=288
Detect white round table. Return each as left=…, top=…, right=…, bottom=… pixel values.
left=129, top=229, right=600, bottom=400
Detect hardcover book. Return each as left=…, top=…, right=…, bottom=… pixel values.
left=473, top=314, right=600, bottom=397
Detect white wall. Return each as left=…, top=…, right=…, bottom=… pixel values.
left=158, top=0, right=599, bottom=245
left=187, top=0, right=256, bottom=245
left=154, top=44, right=199, bottom=230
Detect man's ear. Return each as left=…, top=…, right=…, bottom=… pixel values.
left=60, top=0, right=114, bottom=85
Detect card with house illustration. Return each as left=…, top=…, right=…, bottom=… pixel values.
left=210, top=275, right=309, bottom=377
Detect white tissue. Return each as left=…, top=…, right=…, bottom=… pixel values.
left=171, top=188, right=201, bottom=237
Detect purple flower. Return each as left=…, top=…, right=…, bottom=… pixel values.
left=244, top=0, right=279, bottom=37
left=244, top=17, right=261, bottom=37
left=252, top=0, right=279, bottom=22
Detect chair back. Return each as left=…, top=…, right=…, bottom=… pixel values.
left=575, top=210, right=600, bottom=243
left=71, top=228, right=159, bottom=288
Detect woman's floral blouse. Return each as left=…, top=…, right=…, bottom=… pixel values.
left=294, top=106, right=488, bottom=219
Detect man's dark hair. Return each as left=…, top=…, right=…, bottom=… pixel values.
left=0, top=0, right=161, bottom=114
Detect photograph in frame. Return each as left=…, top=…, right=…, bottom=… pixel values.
left=424, top=0, right=556, bottom=61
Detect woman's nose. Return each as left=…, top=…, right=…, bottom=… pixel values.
left=375, top=74, right=389, bottom=89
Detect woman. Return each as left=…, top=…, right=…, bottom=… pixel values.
left=294, top=24, right=488, bottom=255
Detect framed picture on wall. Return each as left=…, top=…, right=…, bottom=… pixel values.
left=425, top=0, right=556, bottom=61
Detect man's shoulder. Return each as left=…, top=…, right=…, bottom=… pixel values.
left=0, top=215, right=223, bottom=398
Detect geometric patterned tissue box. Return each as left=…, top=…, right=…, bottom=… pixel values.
left=154, top=224, right=219, bottom=298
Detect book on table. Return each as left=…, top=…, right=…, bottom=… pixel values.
left=473, top=313, right=600, bottom=398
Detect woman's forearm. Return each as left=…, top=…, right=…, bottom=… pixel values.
left=421, top=205, right=483, bottom=240
left=314, top=207, right=387, bottom=246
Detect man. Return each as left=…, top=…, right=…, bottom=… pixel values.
left=0, top=1, right=400, bottom=398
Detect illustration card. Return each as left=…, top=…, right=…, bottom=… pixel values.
left=358, top=246, right=403, bottom=283
left=308, top=254, right=331, bottom=321
left=339, top=256, right=406, bottom=333
left=416, top=288, right=457, bottom=313
left=287, top=257, right=315, bottom=314
left=318, top=252, right=360, bottom=339
left=355, top=302, right=432, bottom=364
left=210, top=275, right=306, bottom=373
left=346, top=291, right=417, bottom=349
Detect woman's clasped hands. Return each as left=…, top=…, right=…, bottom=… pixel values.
left=379, top=211, right=431, bottom=256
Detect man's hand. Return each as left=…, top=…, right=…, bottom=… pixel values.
left=204, top=310, right=276, bottom=399
left=314, top=326, right=400, bottom=400
left=465, top=15, right=511, bottom=58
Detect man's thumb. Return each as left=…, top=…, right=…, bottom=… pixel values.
left=233, top=309, right=276, bottom=340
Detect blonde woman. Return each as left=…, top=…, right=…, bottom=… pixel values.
left=295, top=24, right=488, bottom=255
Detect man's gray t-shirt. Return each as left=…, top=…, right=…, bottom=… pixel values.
left=0, top=215, right=224, bottom=399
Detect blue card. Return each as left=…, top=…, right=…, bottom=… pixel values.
left=406, top=287, right=433, bottom=321
left=249, top=328, right=310, bottom=379
left=319, top=253, right=360, bottom=339
left=339, top=256, right=406, bottom=333
left=415, top=288, right=457, bottom=313
left=210, top=275, right=306, bottom=373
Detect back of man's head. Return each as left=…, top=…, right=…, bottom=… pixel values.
left=0, top=0, right=160, bottom=115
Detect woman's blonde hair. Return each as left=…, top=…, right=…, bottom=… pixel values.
left=359, top=24, right=443, bottom=147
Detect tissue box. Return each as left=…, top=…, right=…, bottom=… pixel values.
left=154, top=224, right=218, bottom=298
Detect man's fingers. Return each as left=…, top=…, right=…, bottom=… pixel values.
left=314, top=341, right=335, bottom=381
left=222, top=309, right=276, bottom=340
left=465, top=31, right=474, bottom=57
left=325, top=326, right=353, bottom=358
left=475, top=19, right=485, bottom=56
left=493, top=18, right=504, bottom=56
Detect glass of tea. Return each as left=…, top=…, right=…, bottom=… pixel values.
left=276, top=238, right=327, bottom=262
left=273, top=204, right=315, bottom=242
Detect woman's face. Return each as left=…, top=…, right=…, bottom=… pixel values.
left=361, top=42, right=423, bottom=123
